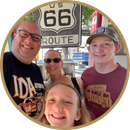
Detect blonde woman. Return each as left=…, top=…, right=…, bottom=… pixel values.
left=44, top=50, right=84, bottom=97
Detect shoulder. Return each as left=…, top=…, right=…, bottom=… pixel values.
left=3, top=52, right=20, bottom=65
left=31, top=62, right=39, bottom=67
left=3, top=52, right=15, bottom=82
left=4, top=52, right=12, bottom=59
left=81, top=66, right=95, bottom=76
left=116, top=63, right=127, bottom=74
left=3, top=52, right=14, bottom=66
left=75, top=77, right=85, bottom=99
left=44, top=81, right=49, bottom=89
left=118, top=64, right=127, bottom=70
left=4, top=51, right=11, bottom=56
left=30, top=63, right=43, bottom=77
left=83, top=66, right=94, bottom=72
left=75, top=77, right=83, bottom=90
left=31, top=62, right=41, bottom=70
left=75, top=77, right=83, bottom=84
left=71, top=77, right=83, bottom=88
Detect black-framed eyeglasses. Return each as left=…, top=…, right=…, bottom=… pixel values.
left=44, top=58, right=61, bottom=64
left=17, top=30, right=42, bottom=42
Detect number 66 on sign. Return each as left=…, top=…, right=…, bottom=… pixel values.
left=34, top=3, right=81, bottom=48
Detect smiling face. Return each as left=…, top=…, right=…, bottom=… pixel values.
left=44, top=51, right=63, bottom=76
left=12, top=21, right=41, bottom=64
left=88, top=37, right=121, bottom=66
left=44, top=84, right=81, bottom=127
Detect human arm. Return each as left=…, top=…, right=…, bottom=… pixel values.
left=76, top=77, right=90, bottom=111
left=75, top=77, right=85, bottom=99
left=3, top=53, right=11, bottom=85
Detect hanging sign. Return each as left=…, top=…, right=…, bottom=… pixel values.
left=34, top=3, right=81, bottom=48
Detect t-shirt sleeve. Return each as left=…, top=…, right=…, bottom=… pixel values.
left=3, top=53, right=11, bottom=84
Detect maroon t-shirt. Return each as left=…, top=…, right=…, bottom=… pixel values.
left=81, top=64, right=127, bottom=120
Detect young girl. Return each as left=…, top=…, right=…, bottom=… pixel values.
left=37, top=82, right=91, bottom=127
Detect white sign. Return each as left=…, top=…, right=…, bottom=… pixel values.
left=91, top=15, right=97, bottom=30
left=91, top=15, right=97, bottom=25
left=38, top=3, right=76, bottom=33
left=42, top=34, right=78, bottom=45
left=34, top=3, right=81, bottom=48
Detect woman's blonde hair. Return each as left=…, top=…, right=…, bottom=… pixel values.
left=44, top=50, right=62, bottom=58
left=37, top=81, right=91, bottom=126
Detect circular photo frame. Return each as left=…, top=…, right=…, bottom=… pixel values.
left=0, top=0, right=130, bottom=130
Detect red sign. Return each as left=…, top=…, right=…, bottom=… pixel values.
left=90, top=11, right=102, bottom=34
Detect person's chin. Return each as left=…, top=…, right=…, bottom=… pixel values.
left=50, top=122, right=74, bottom=128
left=50, top=123, right=65, bottom=127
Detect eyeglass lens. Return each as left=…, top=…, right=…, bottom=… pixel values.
left=44, top=58, right=61, bottom=63
left=19, top=30, right=42, bottom=42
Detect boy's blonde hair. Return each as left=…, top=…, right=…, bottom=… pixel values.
left=37, top=82, right=91, bottom=126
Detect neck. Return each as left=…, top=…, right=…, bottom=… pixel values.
left=49, top=72, right=64, bottom=84
left=95, top=62, right=118, bottom=74
left=12, top=51, right=32, bottom=65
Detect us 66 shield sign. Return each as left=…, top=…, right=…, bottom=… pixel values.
left=34, top=3, right=81, bottom=48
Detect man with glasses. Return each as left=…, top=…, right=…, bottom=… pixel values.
left=3, top=21, right=45, bottom=119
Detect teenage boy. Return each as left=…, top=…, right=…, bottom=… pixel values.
left=81, top=27, right=127, bottom=120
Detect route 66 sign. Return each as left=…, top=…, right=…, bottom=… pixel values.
left=34, top=3, right=81, bottom=48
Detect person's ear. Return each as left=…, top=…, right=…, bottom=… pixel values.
left=61, top=60, right=63, bottom=68
left=114, top=43, right=121, bottom=53
left=74, top=108, right=82, bottom=121
left=44, top=63, right=47, bottom=71
left=38, top=41, right=42, bottom=46
left=87, top=46, right=90, bottom=52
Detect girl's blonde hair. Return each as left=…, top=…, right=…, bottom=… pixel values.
left=37, top=81, right=91, bottom=126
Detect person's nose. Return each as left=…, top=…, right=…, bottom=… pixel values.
left=50, top=60, right=56, bottom=65
left=54, top=102, right=63, bottom=112
left=25, top=35, right=33, bottom=44
left=96, top=45, right=103, bottom=52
